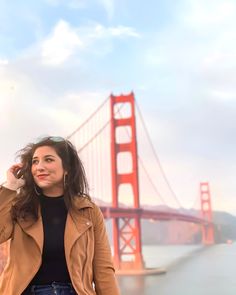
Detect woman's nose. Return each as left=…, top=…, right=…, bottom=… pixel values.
left=36, top=162, right=45, bottom=171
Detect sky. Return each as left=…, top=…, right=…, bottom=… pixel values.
left=0, top=0, right=235, bottom=215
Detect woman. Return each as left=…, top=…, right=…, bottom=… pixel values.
left=0, top=136, right=120, bottom=295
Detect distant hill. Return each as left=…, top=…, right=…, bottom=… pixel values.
left=212, top=211, right=236, bottom=242
left=94, top=198, right=236, bottom=244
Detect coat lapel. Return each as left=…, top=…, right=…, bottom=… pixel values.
left=18, top=214, right=44, bottom=254
left=64, top=197, right=93, bottom=259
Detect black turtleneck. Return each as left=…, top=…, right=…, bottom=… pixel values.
left=29, top=194, right=71, bottom=285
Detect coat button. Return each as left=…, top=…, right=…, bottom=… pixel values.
left=86, top=221, right=90, bottom=226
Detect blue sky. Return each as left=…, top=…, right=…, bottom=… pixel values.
left=0, top=0, right=235, bottom=215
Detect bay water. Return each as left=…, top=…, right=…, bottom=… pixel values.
left=117, top=243, right=236, bottom=295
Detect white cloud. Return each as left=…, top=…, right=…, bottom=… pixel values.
left=99, top=0, right=115, bottom=19
left=0, top=58, right=9, bottom=66
left=40, top=20, right=140, bottom=65
left=145, top=0, right=236, bottom=105
left=83, top=23, right=141, bottom=40
left=41, top=20, right=83, bottom=66
left=208, top=90, right=236, bottom=102
left=108, top=25, right=140, bottom=38
left=203, top=51, right=236, bottom=67
left=43, top=90, right=109, bottom=135
left=182, top=0, right=236, bottom=29
left=39, top=20, right=141, bottom=66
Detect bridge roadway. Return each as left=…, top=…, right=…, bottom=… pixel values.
left=100, top=206, right=210, bottom=225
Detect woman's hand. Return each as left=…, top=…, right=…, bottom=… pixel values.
left=3, top=164, right=25, bottom=191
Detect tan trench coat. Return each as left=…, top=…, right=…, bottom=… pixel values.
left=0, top=186, right=120, bottom=295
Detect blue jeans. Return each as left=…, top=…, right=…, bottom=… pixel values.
left=22, top=282, right=77, bottom=295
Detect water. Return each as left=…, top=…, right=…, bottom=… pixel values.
left=117, top=243, right=236, bottom=295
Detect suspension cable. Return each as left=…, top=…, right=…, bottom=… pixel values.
left=77, top=103, right=125, bottom=153
left=135, top=100, right=183, bottom=208
left=138, top=156, right=168, bottom=205
left=115, top=105, right=167, bottom=205
left=66, top=96, right=110, bottom=140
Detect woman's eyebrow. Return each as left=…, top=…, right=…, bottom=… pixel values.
left=32, top=154, right=56, bottom=159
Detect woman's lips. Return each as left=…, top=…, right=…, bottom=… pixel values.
left=37, top=174, right=49, bottom=180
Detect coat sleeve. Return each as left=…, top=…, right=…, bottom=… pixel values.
left=91, top=204, right=120, bottom=295
left=0, top=185, right=17, bottom=244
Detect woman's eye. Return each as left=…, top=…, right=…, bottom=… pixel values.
left=46, top=158, right=53, bottom=162
left=32, top=159, right=38, bottom=165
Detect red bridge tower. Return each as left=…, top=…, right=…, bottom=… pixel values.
left=200, top=182, right=214, bottom=245
left=110, top=92, right=145, bottom=270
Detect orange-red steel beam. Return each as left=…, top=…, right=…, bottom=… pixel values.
left=110, top=92, right=144, bottom=270
left=200, top=182, right=215, bottom=244
left=100, top=206, right=213, bottom=224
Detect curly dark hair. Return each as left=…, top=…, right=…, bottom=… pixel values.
left=12, top=136, right=89, bottom=221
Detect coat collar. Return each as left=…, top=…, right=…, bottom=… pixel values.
left=73, top=195, right=93, bottom=210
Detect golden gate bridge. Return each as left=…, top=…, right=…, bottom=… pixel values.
left=66, top=92, right=215, bottom=274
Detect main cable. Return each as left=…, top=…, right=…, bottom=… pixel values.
left=66, top=96, right=110, bottom=140
left=135, top=100, right=183, bottom=208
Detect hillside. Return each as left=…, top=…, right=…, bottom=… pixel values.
left=98, top=199, right=236, bottom=244
left=212, top=211, right=236, bottom=242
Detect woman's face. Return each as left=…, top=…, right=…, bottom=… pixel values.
left=31, top=145, right=65, bottom=197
